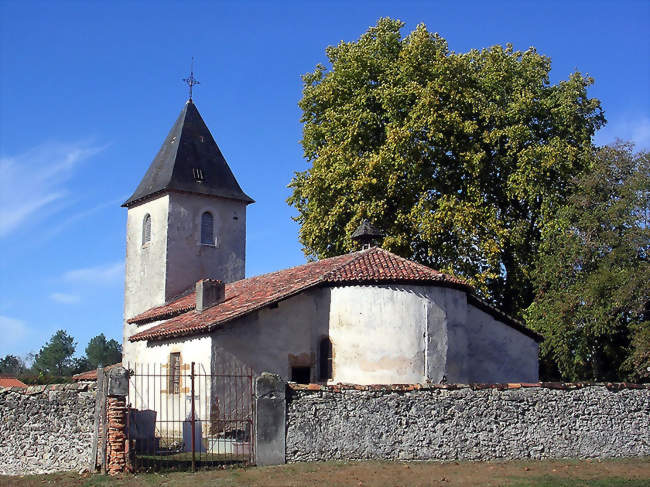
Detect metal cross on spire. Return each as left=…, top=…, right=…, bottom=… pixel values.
left=183, top=57, right=200, bottom=101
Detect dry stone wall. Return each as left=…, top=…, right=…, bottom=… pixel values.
left=0, top=383, right=96, bottom=475
left=286, top=383, right=650, bottom=462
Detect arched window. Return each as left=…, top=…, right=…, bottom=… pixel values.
left=318, top=337, right=332, bottom=381
left=201, top=211, right=214, bottom=245
left=142, top=214, right=151, bottom=245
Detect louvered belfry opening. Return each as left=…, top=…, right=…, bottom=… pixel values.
left=201, top=211, right=214, bottom=245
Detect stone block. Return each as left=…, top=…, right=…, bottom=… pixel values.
left=255, top=373, right=286, bottom=466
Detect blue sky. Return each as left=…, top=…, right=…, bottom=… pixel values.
left=1, top=1, right=648, bottom=360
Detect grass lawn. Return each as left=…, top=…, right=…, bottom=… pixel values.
left=2, top=457, right=649, bottom=487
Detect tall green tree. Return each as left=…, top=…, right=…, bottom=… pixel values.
left=526, top=142, right=649, bottom=381
left=85, top=333, right=122, bottom=369
left=33, top=330, right=76, bottom=376
left=288, top=18, right=604, bottom=316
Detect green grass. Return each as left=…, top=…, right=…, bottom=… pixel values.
left=134, top=451, right=250, bottom=472
left=508, top=476, right=650, bottom=487
left=2, top=458, right=648, bottom=487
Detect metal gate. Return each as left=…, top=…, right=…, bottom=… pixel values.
left=126, top=361, right=255, bottom=471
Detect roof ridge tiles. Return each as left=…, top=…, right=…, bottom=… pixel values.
left=321, top=247, right=375, bottom=282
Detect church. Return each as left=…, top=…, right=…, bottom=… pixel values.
left=121, top=97, right=542, bottom=386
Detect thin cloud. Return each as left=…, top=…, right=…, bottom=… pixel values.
left=0, top=141, right=106, bottom=238
left=63, top=261, right=124, bottom=284
left=42, top=195, right=127, bottom=242
left=49, top=292, right=81, bottom=304
left=0, top=315, right=31, bottom=356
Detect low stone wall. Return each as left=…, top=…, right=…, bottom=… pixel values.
left=286, top=383, right=650, bottom=462
left=0, top=383, right=96, bottom=475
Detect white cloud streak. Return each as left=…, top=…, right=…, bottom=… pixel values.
left=62, top=261, right=124, bottom=284
left=0, top=141, right=105, bottom=238
left=49, top=292, right=81, bottom=304
left=42, top=196, right=127, bottom=242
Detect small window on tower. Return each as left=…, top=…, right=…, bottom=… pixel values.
left=142, top=214, right=151, bottom=245
left=193, top=168, right=204, bottom=182
left=201, top=211, right=214, bottom=245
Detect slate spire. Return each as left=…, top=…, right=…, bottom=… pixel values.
left=123, top=101, right=254, bottom=207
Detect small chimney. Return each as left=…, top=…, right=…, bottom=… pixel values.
left=195, top=279, right=225, bottom=312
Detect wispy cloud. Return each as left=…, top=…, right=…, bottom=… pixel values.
left=49, top=292, right=81, bottom=304
left=0, top=315, right=31, bottom=356
left=0, top=141, right=106, bottom=238
left=63, top=261, right=124, bottom=284
left=42, top=196, right=127, bottom=242
left=595, top=115, right=650, bottom=150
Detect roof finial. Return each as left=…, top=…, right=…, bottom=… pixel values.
left=351, top=219, right=385, bottom=250
left=183, top=57, right=200, bottom=102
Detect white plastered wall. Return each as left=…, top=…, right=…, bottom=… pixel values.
left=446, top=304, right=539, bottom=383
left=126, top=332, right=212, bottom=438
left=206, top=283, right=538, bottom=386
left=329, top=285, right=429, bottom=384
left=166, top=192, right=246, bottom=300
left=123, top=195, right=170, bottom=361
left=209, top=288, right=330, bottom=381
left=123, top=191, right=247, bottom=365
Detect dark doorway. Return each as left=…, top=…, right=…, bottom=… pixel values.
left=319, top=337, right=333, bottom=381
left=291, top=366, right=311, bottom=384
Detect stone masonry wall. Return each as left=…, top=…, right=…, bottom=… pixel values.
left=0, top=383, right=96, bottom=475
left=286, top=383, right=650, bottom=462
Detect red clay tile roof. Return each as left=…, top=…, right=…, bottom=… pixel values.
left=0, top=376, right=28, bottom=388
left=128, top=247, right=471, bottom=342
left=128, top=292, right=196, bottom=324
left=72, top=362, right=122, bottom=381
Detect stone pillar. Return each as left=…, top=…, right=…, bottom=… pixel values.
left=106, top=367, right=132, bottom=475
left=255, top=373, right=286, bottom=466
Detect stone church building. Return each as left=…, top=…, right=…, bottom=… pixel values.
left=122, top=99, right=542, bottom=386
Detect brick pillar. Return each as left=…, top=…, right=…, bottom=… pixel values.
left=105, top=366, right=132, bottom=475
left=107, top=396, right=128, bottom=475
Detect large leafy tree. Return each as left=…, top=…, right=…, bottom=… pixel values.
left=289, top=18, right=604, bottom=316
left=33, top=330, right=76, bottom=376
left=85, top=333, right=122, bottom=369
left=526, top=142, right=649, bottom=381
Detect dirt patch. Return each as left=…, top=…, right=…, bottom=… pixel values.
left=2, top=458, right=649, bottom=487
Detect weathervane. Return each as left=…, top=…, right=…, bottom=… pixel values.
left=183, top=57, right=200, bottom=101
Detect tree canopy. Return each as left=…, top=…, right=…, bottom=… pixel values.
left=0, top=354, right=26, bottom=375
left=2, top=331, right=123, bottom=383
left=33, top=329, right=76, bottom=376
left=289, top=18, right=604, bottom=316
left=85, top=333, right=122, bottom=369
left=526, top=142, right=649, bottom=381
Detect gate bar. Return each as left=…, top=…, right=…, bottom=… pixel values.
left=191, top=361, right=196, bottom=473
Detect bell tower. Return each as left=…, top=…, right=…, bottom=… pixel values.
left=121, top=99, right=254, bottom=348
